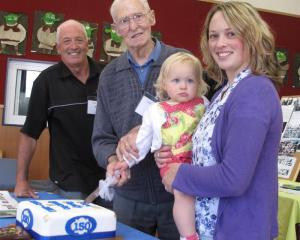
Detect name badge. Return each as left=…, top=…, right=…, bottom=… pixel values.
left=87, top=100, right=97, bottom=115
left=135, top=92, right=157, bottom=116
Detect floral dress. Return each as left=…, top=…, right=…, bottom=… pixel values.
left=159, top=97, right=205, bottom=177
left=192, top=69, right=251, bottom=238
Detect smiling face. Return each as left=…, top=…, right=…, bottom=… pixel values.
left=112, top=0, right=155, bottom=53
left=56, top=22, right=88, bottom=68
left=208, top=11, right=250, bottom=82
left=163, top=61, right=199, bottom=103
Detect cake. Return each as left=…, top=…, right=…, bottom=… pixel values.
left=16, top=199, right=116, bottom=239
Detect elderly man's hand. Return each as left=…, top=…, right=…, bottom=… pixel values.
left=107, top=155, right=131, bottom=187
left=162, top=163, right=181, bottom=193
left=116, top=126, right=140, bottom=162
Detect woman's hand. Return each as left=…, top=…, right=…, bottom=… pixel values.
left=154, top=145, right=173, bottom=168
left=162, top=163, right=181, bottom=193
left=116, top=126, right=140, bottom=162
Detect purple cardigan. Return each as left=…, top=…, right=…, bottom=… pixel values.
left=173, top=74, right=282, bottom=240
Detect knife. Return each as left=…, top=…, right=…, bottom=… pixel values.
left=84, top=170, right=121, bottom=204
left=84, top=186, right=100, bottom=204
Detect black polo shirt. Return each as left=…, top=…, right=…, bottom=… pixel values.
left=21, top=58, right=106, bottom=194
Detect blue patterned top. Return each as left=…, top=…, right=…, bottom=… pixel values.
left=192, top=69, right=251, bottom=237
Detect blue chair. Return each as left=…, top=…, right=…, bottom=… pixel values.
left=0, top=158, right=16, bottom=189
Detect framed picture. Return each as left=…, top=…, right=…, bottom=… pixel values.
left=278, top=153, right=300, bottom=181
left=3, top=58, right=55, bottom=126
left=279, top=96, right=300, bottom=181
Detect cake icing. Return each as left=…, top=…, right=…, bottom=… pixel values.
left=16, top=199, right=116, bottom=240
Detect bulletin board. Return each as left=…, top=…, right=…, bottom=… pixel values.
left=278, top=96, right=300, bottom=181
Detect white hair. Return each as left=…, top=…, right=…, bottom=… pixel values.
left=110, top=0, right=151, bottom=22
left=56, top=19, right=87, bottom=44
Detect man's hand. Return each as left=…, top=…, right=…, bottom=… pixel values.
left=107, top=155, right=130, bottom=187
left=14, top=180, right=38, bottom=198
left=116, top=126, right=140, bottom=162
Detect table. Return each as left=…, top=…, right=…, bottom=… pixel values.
left=278, top=179, right=300, bottom=240
left=0, top=192, right=157, bottom=240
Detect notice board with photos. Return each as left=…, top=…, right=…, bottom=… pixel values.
left=278, top=96, right=300, bottom=181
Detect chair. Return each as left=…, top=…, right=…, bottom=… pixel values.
left=0, top=158, right=17, bottom=189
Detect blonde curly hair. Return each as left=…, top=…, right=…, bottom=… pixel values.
left=155, top=52, right=209, bottom=101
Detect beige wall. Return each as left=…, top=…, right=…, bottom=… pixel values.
left=0, top=105, right=49, bottom=180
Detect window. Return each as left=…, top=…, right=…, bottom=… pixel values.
left=3, top=58, right=55, bottom=126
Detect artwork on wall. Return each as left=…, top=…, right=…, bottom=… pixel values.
left=99, top=22, right=163, bottom=63
left=99, top=22, right=126, bottom=63
left=293, top=53, right=300, bottom=88
left=31, top=11, right=64, bottom=55
left=80, top=20, right=98, bottom=59
left=276, top=48, right=289, bottom=85
left=0, top=11, right=28, bottom=56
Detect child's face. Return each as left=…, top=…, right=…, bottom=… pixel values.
left=163, top=62, right=199, bottom=103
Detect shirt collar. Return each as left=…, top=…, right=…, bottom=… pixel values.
left=127, top=39, right=161, bottom=67
left=60, top=56, right=99, bottom=80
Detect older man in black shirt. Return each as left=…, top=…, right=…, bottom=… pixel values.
left=14, top=19, right=106, bottom=204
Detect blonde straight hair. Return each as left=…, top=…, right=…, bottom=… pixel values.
left=200, top=1, right=283, bottom=86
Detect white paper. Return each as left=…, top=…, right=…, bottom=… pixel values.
left=87, top=100, right=97, bottom=115
left=0, top=191, right=18, bottom=218
left=135, top=95, right=155, bottom=117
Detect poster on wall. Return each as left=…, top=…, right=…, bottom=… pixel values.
left=99, top=22, right=127, bottom=63
left=79, top=20, right=98, bottom=59
left=276, top=48, right=289, bottom=85
left=0, top=11, right=28, bottom=56
left=293, top=53, right=300, bottom=88
left=99, top=22, right=163, bottom=63
left=31, top=11, right=64, bottom=55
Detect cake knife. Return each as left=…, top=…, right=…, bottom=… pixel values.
left=84, top=186, right=100, bottom=204
left=84, top=170, right=121, bottom=204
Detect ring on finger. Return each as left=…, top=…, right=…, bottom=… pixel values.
left=157, top=152, right=160, bottom=158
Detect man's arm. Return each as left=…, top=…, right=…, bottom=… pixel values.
left=14, top=133, right=38, bottom=198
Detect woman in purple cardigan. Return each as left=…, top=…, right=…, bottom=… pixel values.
left=156, top=2, right=283, bottom=240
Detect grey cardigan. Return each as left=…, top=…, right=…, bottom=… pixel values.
left=92, top=41, right=186, bottom=203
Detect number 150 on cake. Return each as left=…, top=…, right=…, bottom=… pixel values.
left=16, top=199, right=116, bottom=239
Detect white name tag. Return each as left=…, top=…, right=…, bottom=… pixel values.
left=87, top=100, right=97, bottom=115
left=135, top=95, right=156, bottom=116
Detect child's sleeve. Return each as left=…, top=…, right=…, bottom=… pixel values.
left=124, top=104, right=166, bottom=167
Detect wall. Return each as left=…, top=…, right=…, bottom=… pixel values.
left=0, top=0, right=300, bottom=103
left=0, top=0, right=300, bottom=179
left=0, top=105, right=49, bottom=180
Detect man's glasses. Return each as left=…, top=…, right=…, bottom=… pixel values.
left=114, top=12, right=149, bottom=33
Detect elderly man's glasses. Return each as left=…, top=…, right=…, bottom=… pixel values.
left=114, top=12, right=149, bottom=33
